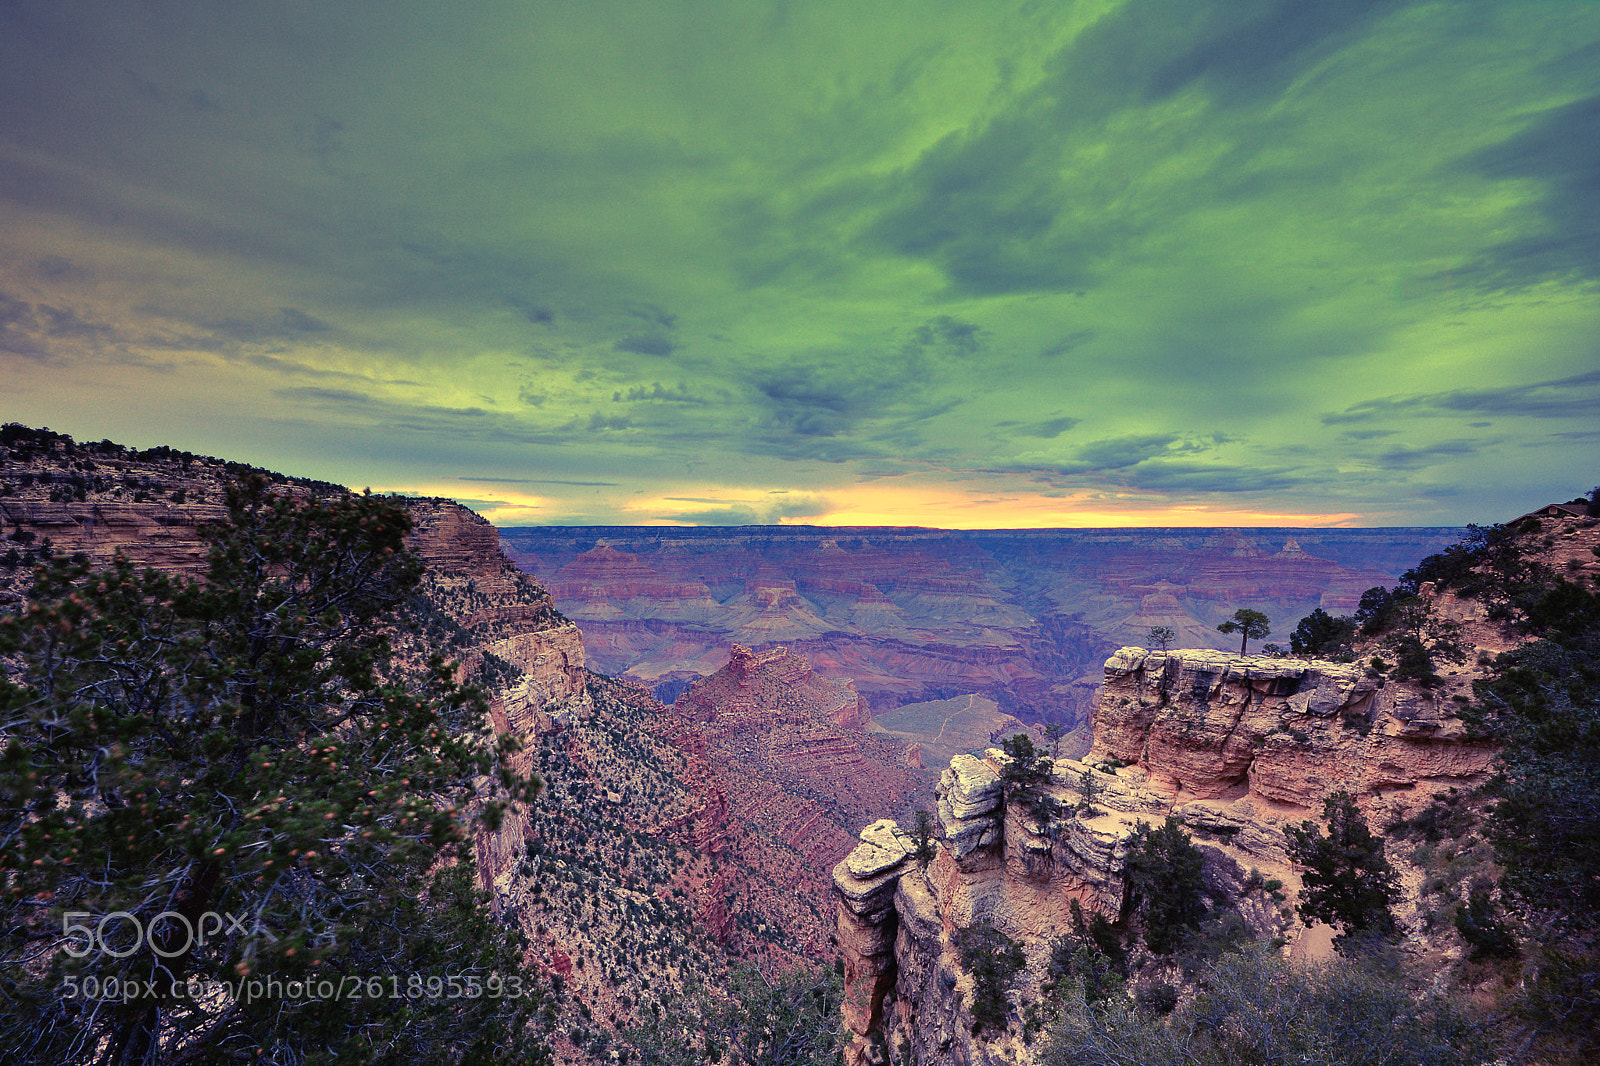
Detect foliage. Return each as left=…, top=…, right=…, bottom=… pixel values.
left=999, top=733, right=1059, bottom=824
left=1454, top=884, right=1519, bottom=960
left=1466, top=554, right=1600, bottom=1057
left=999, top=733, right=1051, bottom=789
left=957, top=923, right=1026, bottom=1033
left=1351, top=582, right=1472, bottom=686
left=1510, top=939, right=1600, bottom=1064
left=1042, top=720, right=1069, bottom=756
left=1289, top=608, right=1357, bottom=660
left=1286, top=792, right=1401, bottom=952
left=1385, top=789, right=1477, bottom=844
left=1042, top=945, right=1493, bottom=1066
left=1042, top=901, right=1126, bottom=1007
left=1145, top=626, right=1174, bottom=653
left=1471, top=587, right=1600, bottom=929
left=1123, top=817, right=1207, bottom=955
left=1216, top=609, right=1270, bottom=655
left=912, top=809, right=936, bottom=867
left=622, top=964, right=844, bottom=1065
left=1076, top=769, right=1104, bottom=818
left=0, top=476, right=544, bottom=1064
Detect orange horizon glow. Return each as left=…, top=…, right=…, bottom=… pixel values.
left=633, top=483, right=1367, bottom=529
left=376, top=480, right=1369, bottom=529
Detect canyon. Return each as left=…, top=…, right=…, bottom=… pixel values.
left=0, top=428, right=924, bottom=1062
left=9, top=424, right=1571, bottom=1065
left=831, top=504, right=1600, bottom=1066
left=500, top=525, right=1462, bottom=753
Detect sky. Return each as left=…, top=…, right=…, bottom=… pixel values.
left=3, top=1, right=1598, bottom=528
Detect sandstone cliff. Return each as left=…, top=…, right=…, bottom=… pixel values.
left=1, top=427, right=916, bottom=1064
left=650, top=643, right=931, bottom=955
left=833, top=645, right=1502, bottom=1065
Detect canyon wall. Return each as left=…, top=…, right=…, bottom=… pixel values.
left=1, top=430, right=922, bottom=1063
left=500, top=525, right=1463, bottom=742
left=834, top=645, right=1502, bottom=1066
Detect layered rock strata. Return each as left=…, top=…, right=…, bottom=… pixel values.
left=834, top=647, right=1502, bottom=1066
left=1087, top=647, right=1497, bottom=821
left=500, top=525, right=1460, bottom=733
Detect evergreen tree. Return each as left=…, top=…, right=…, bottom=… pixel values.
left=957, top=924, right=1026, bottom=1032
left=1123, top=817, right=1207, bottom=955
left=623, top=965, right=843, bottom=1065
left=1217, top=609, right=1270, bottom=655
left=1286, top=792, right=1400, bottom=952
left=1289, top=608, right=1357, bottom=659
left=1000, top=732, right=1059, bottom=825
left=0, top=476, right=545, bottom=1064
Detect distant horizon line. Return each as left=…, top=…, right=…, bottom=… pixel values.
left=490, top=522, right=1469, bottom=533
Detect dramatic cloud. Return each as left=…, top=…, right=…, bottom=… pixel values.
left=2, top=0, right=1596, bottom=526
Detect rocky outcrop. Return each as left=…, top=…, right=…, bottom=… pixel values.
left=1088, top=648, right=1497, bottom=821
left=676, top=643, right=866, bottom=731
left=649, top=642, right=929, bottom=954
left=835, top=642, right=1504, bottom=1064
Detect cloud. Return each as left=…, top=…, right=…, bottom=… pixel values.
left=1005, top=416, right=1080, bottom=440
left=911, top=315, right=983, bottom=353
left=1040, top=331, right=1095, bottom=359
left=3, top=1, right=1598, bottom=527
left=613, top=382, right=706, bottom=404
left=585, top=412, right=633, bottom=432
left=277, top=308, right=330, bottom=333
left=627, top=304, right=678, bottom=330
left=506, top=296, right=555, bottom=325
left=1074, top=434, right=1182, bottom=470
left=751, top=363, right=885, bottom=441
left=1146, top=0, right=1403, bottom=105
left=457, top=477, right=621, bottom=486
left=657, top=491, right=832, bottom=525
left=1323, top=368, right=1600, bottom=424
left=1375, top=439, right=1482, bottom=471
left=124, top=69, right=222, bottom=113
left=616, top=335, right=676, bottom=357
left=201, top=308, right=337, bottom=344
left=274, top=387, right=375, bottom=406
left=1458, top=92, right=1600, bottom=287
left=1118, top=461, right=1306, bottom=494
left=0, top=292, right=119, bottom=360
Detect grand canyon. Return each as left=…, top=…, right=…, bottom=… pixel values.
left=4, top=427, right=1595, bottom=1065
left=500, top=525, right=1461, bottom=757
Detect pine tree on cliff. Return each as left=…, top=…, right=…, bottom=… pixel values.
left=1000, top=733, right=1059, bottom=825
left=1217, top=608, right=1271, bottom=654
left=0, top=475, right=547, bottom=1064
left=1286, top=791, right=1400, bottom=953
left=1123, top=817, right=1207, bottom=955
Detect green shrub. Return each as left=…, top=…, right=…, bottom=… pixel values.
left=958, top=923, right=1026, bottom=1033
left=1286, top=792, right=1401, bottom=952
left=1124, top=817, right=1207, bottom=955
left=1042, top=946, right=1492, bottom=1066
left=1455, top=884, right=1519, bottom=960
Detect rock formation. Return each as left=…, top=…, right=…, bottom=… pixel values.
left=499, top=525, right=1463, bottom=748
left=833, top=644, right=1502, bottom=1065
left=647, top=642, right=932, bottom=955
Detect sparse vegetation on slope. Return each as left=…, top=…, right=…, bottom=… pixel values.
left=0, top=475, right=548, bottom=1064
